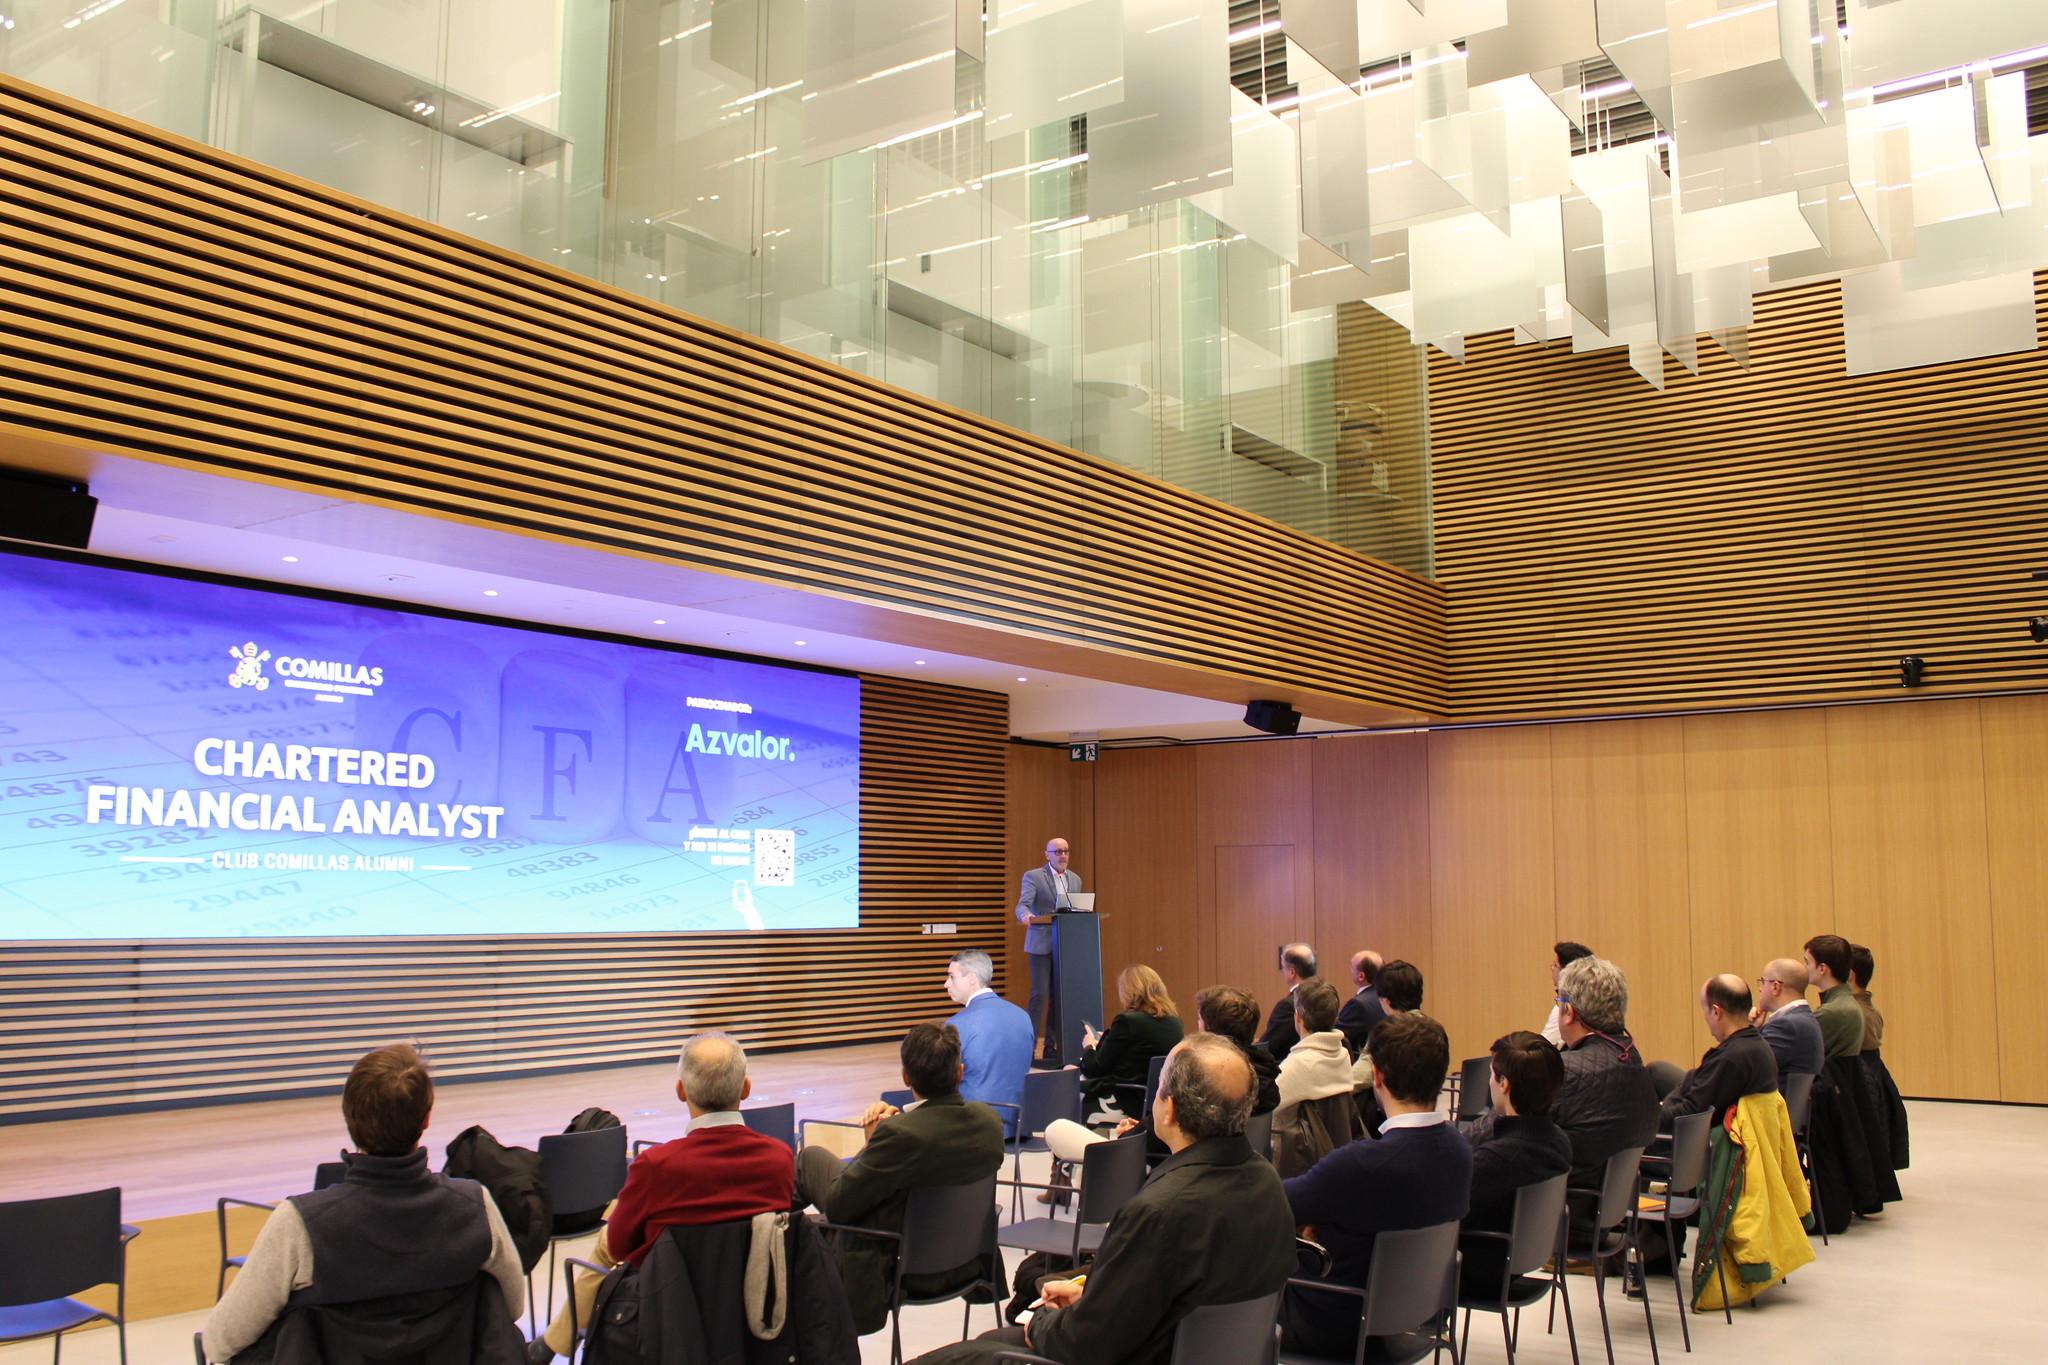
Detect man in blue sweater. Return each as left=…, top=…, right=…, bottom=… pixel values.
left=1281, top=1012, right=1472, bottom=1359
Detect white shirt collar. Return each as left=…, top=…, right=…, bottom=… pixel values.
left=1379, top=1110, right=1448, bottom=1132
left=1775, top=999, right=1813, bottom=1015
left=687, top=1110, right=747, bottom=1133
left=964, top=987, right=994, bottom=1006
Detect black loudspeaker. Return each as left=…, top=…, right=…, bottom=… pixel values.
left=1244, top=699, right=1302, bottom=735
left=0, top=471, right=97, bottom=549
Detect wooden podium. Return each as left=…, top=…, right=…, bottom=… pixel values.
left=1044, top=909, right=1104, bottom=1067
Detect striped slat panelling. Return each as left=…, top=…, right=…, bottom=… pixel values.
left=1428, top=275, right=2048, bottom=719
left=0, top=76, right=1444, bottom=718
left=0, top=675, right=1005, bottom=1122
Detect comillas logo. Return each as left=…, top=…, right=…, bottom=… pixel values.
left=226, top=642, right=386, bottom=703
left=228, top=642, right=271, bottom=690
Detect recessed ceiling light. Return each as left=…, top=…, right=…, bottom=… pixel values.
left=483, top=589, right=499, bottom=597
left=914, top=659, right=926, bottom=666
left=793, top=639, right=807, bottom=646
left=1017, top=676, right=1029, bottom=682
left=281, top=555, right=299, bottom=563
left=652, top=618, right=667, bottom=625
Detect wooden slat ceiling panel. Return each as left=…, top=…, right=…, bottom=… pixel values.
left=1428, top=275, right=2048, bottom=719
left=0, top=78, right=1446, bottom=716
left=0, top=675, right=1007, bottom=1120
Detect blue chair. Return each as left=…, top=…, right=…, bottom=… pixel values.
left=216, top=1160, right=346, bottom=1297
left=741, top=1101, right=797, bottom=1150
left=0, top=1187, right=140, bottom=1364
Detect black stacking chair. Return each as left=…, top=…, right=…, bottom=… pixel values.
left=1454, top=1057, right=1495, bottom=1123
left=1781, top=1071, right=1824, bottom=1246
left=992, top=1288, right=1283, bottom=1365
left=1456, top=1173, right=1577, bottom=1365
left=1277, top=1220, right=1463, bottom=1365
left=822, top=1174, right=1004, bottom=1365
left=0, top=1187, right=140, bottom=1365
left=1551, top=1147, right=1657, bottom=1365
left=530, top=1125, right=629, bottom=1335
left=998, top=1131, right=1147, bottom=1261
left=1634, top=1109, right=1725, bottom=1341
left=1246, top=1107, right=1276, bottom=1160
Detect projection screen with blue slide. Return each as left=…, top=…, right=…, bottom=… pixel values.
left=0, top=549, right=861, bottom=941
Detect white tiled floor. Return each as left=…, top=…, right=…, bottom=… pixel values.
left=9, top=1099, right=2040, bottom=1363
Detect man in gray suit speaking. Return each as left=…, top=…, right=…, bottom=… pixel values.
left=1017, top=837, right=1081, bottom=1052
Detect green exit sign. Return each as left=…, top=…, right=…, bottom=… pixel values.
left=1067, top=742, right=1098, bottom=762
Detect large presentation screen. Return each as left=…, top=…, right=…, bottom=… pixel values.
left=0, top=550, right=860, bottom=941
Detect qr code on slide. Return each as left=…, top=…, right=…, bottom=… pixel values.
left=752, top=829, right=796, bottom=886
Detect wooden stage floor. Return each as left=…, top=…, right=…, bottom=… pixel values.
left=0, top=1040, right=904, bottom=1221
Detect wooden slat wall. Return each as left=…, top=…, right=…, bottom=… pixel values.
left=0, top=75, right=1444, bottom=720
left=0, top=675, right=1006, bottom=1123
left=1428, top=275, right=2048, bottom=719
left=1056, top=693, right=2048, bottom=1104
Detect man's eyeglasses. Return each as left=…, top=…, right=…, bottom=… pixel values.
left=1554, top=994, right=1572, bottom=1007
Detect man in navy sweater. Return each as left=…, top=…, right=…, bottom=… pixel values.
left=1281, top=1013, right=1472, bottom=1359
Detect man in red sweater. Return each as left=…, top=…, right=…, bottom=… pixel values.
left=528, top=1032, right=794, bottom=1362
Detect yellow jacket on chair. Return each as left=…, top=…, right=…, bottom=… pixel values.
left=1691, top=1090, right=1815, bottom=1311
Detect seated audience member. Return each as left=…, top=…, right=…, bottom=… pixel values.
left=529, top=1032, right=796, bottom=1362
left=1660, top=975, right=1778, bottom=1123
left=1197, top=984, right=1282, bottom=1114
left=1074, top=964, right=1184, bottom=1113
left=1336, top=950, right=1387, bottom=1058
left=1281, top=1013, right=1472, bottom=1359
left=1276, top=978, right=1353, bottom=1111
left=1751, top=959, right=1824, bottom=1087
left=1543, top=942, right=1594, bottom=1046
left=1259, top=942, right=1318, bottom=1063
left=1800, top=935, right=1898, bottom=1231
left=204, top=1044, right=526, bottom=1364
left=910, top=1034, right=1298, bottom=1365
left=945, top=948, right=1034, bottom=1135
left=1849, top=944, right=1910, bottom=1171
left=1044, top=983, right=1281, bottom=1167
left=1805, top=934, right=1865, bottom=1061
left=1460, top=1031, right=1572, bottom=1296
left=1531, top=957, right=1658, bottom=1213
left=1349, top=958, right=1426, bottom=1089
left=1848, top=944, right=1885, bottom=1057
left=796, top=1022, right=1005, bottom=1335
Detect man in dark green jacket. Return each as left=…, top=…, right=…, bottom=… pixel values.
left=796, top=1022, right=1005, bottom=1335
left=910, top=1033, right=1299, bottom=1365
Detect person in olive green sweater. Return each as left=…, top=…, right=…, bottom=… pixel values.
left=795, top=1022, right=1005, bottom=1335
left=1804, top=934, right=1865, bottom=1059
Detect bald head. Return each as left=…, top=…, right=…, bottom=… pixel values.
left=1154, top=1034, right=1254, bottom=1150
left=1701, top=974, right=1751, bottom=1041
left=1769, top=959, right=1808, bottom=995
left=1280, top=943, right=1317, bottom=983
left=677, top=1032, right=750, bottom=1114
left=1351, top=950, right=1383, bottom=988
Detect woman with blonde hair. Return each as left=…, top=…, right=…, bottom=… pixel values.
left=1074, top=964, right=1184, bottom=1113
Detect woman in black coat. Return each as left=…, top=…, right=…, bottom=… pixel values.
left=1076, top=964, right=1185, bottom=1112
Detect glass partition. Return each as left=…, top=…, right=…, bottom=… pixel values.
left=1, top=0, right=1432, bottom=576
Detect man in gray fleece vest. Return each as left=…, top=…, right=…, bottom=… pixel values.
left=203, top=1043, right=526, bottom=1362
